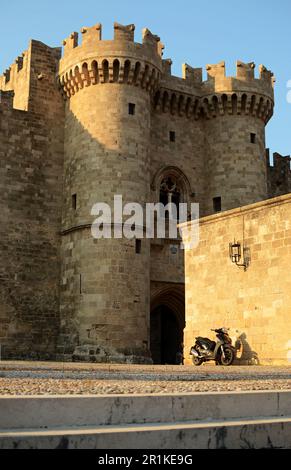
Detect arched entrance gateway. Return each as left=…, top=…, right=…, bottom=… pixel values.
left=150, top=286, right=185, bottom=365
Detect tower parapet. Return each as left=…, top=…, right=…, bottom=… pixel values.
left=0, top=49, right=30, bottom=110
left=58, top=23, right=163, bottom=99
left=200, top=61, right=274, bottom=123
left=154, top=60, right=274, bottom=123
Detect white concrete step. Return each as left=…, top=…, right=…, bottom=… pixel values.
left=1, top=416, right=291, bottom=449
left=1, top=390, right=291, bottom=430
left=1, top=391, right=291, bottom=449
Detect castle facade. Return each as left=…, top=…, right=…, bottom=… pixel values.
left=0, top=23, right=290, bottom=363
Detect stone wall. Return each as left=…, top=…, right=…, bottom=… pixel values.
left=0, top=93, right=63, bottom=359
left=204, top=114, right=268, bottom=214
left=267, top=150, right=291, bottom=198
left=0, top=41, right=64, bottom=360
left=181, top=193, right=291, bottom=365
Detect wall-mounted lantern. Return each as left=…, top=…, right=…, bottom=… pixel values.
left=229, top=240, right=250, bottom=271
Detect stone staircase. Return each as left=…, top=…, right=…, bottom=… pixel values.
left=0, top=391, right=291, bottom=449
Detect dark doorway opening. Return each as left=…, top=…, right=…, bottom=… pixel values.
left=150, top=305, right=183, bottom=365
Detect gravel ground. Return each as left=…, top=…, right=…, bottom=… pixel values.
left=0, top=362, right=291, bottom=395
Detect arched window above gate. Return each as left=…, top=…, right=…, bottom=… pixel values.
left=159, top=175, right=182, bottom=218
left=151, top=166, right=194, bottom=221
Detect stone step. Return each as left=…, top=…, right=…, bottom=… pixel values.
left=1, top=391, right=291, bottom=449
left=1, top=416, right=291, bottom=449
left=0, top=390, right=291, bottom=431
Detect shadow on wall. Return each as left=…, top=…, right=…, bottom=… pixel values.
left=234, top=331, right=260, bottom=366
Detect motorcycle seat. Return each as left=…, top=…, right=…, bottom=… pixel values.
left=196, top=337, right=216, bottom=351
left=196, top=337, right=211, bottom=343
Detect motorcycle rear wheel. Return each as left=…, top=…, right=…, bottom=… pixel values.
left=220, top=347, right=235, bottom=366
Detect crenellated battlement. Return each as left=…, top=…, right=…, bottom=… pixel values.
left=59, top=22, right=164, bottom=62
left=0, top=49, right=29, bottom=91
left=206, top=61, right=226, bottom=80
left=267, top=150, right=291, bottom=197
left=81, top=23, right=102, bottom=44
left=182, top=64, right=203, bottom=85
left=142, top=28, right=164, bottom=56
left=0, top=22, right=275, bottom=124
left=202, top=60, right=274, bottom=96
left=0, top=41, right=61, bottom=112
left=160, top=60, right=274, bottom=95
left=63, top=32, right=79, bottom=53
left=58, top=23, right=165, bottom=98
left=0, top=48, right=31, bottom=111
left=56, top=23, right=275, bottom=116
left=267, top=150, right=291, bottom=173
left=155, top=60, right=274, bottom=123
left=237, top=61, right=255, bottom=80
left=114, top=23, right=135, bottom=42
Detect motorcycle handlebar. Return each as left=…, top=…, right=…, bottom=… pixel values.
left=211, top=328, right=229, bottom=333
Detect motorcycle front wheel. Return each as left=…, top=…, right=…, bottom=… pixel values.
left=220, top=347, right=235, bottom=366
left=192, top=356, right=204, bottom=366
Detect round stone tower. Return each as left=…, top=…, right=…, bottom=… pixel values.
left=58, top=23, right=163, bottom=363
left=201, top=61, right=274, bottom=214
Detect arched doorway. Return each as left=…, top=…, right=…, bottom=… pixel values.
left=150, top=285, right=185, bottom=365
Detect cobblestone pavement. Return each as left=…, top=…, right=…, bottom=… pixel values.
left=0, top=362, right=291, bottom=395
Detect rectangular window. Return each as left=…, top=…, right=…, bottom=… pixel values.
left=250, top=133, right=256, bottom=144
left=169, top=131, right=176, bottom=142
left=72, top=194, right=77, bottom=210
left=213, top=197, right=222, bottom=213
left=128, top=103, right=136, bottom=115
left=136, top=239, right=142, bottom=254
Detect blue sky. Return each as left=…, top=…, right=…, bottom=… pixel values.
left=1, top=0, right=290, bottom=155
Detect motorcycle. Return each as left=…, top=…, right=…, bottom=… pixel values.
left=190, top=328, right=236, bottom=366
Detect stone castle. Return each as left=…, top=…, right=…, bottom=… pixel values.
left=0, top=22, right=290, bottom=364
